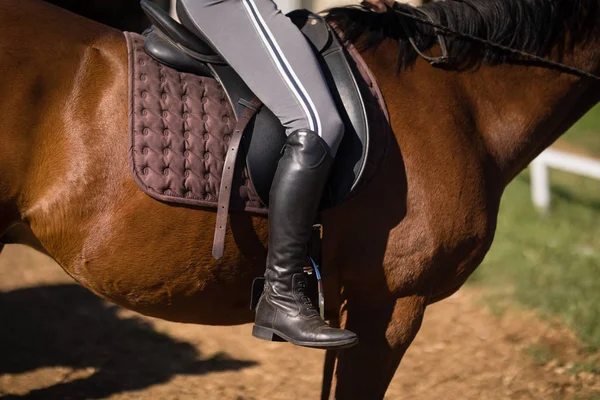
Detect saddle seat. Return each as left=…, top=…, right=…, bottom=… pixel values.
left=140, top=0, right=371, bottom=208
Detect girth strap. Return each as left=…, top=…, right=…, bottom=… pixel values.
left=212, top=97, right=263, bottom=260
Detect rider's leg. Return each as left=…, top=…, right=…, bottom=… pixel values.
left=179, top=0, right=357, bottom=349
left=178, top=0, right=344, bottom=153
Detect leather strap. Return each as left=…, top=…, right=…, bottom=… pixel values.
left=396, top=5, right=449, bottom=66
left=212, top=97, right=262, bottom=260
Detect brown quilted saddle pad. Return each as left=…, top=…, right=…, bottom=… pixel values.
left=125, top=32, right=389, bottom=214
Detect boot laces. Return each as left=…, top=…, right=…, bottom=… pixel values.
left=296, top=280, right=316, bottom=309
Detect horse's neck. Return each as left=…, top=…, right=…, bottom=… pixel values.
left=470, top=63, right=599, bottom=183
left=479, top=30, right=600, bottom=183
left=368, top=37, right=599, bottom=187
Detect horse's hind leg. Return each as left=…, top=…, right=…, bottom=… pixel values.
left=324, top=295, right=426, bottom=399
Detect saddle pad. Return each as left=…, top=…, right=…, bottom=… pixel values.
left=125, top=31, right=389, bottom=213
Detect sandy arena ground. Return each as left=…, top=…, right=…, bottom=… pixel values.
left=1, top=244, right=599, bottom=399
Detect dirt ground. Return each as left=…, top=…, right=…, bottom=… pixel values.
left=1, top=244, right=598, bottom=399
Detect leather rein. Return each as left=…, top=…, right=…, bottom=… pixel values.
left=393, top=3, right=600, bottom=82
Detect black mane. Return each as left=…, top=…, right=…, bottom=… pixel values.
left=326, top=0, right=599, bottom=70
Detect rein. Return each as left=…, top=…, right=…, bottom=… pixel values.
left=392, top=3, right=600, bottom=82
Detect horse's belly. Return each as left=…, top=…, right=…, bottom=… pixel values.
left=73, top=249, right=261, bottom=325
left=44, top=184, right=269, bottom=325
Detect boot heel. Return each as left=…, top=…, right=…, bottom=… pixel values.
left=252, top=325, right=284, bottom=342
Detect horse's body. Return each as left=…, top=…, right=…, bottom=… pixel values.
left=1, top=0, right=598, bottom=397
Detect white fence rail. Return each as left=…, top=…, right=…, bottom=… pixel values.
left=530, top=149, right=600, bottom=212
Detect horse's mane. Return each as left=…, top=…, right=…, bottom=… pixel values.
left=326, top=0, right=599, bottom=70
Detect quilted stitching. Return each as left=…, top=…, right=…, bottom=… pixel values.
left=127, top=33, right=266, bottom=213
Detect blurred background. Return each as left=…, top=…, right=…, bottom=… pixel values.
left=1, top=0, right=598, bottom=399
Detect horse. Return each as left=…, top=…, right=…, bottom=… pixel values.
left=0, top=0, right=597, bottom=398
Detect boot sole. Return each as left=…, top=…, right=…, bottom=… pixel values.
left=252, top=325, right=358, bottom=350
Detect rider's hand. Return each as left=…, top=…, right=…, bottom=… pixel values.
left=361, top=0, right=395, bottom=13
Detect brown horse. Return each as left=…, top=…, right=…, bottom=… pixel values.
left=0, top=0, right=598, bottom=398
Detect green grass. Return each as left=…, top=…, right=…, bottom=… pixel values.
left=559, top=104, right=600, bottom=154
left=467, top=105, right=600, bottom=352
left=571, top=360, right=600, bottom=375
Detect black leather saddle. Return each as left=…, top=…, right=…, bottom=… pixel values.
left=140, top=0, right=370, bottom=207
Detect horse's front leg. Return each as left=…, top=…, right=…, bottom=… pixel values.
left=325, top=295, right=427, bottom=399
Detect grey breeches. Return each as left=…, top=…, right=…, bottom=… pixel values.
left=179, top=0, right=344, bottom=156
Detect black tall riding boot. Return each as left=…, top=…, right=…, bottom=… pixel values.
left=252, top=129, right=358, bottom=349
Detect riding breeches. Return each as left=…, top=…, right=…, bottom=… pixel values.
left=178, top=0, right=344, bottom=156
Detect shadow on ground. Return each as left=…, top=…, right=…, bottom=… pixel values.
left=0, top=284, right=256, bottom=399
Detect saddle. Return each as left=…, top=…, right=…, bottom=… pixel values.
left=129, top=0, right=389, bottom=258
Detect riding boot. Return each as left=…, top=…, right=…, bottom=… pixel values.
left=252, top=129, right=358, bottom=349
